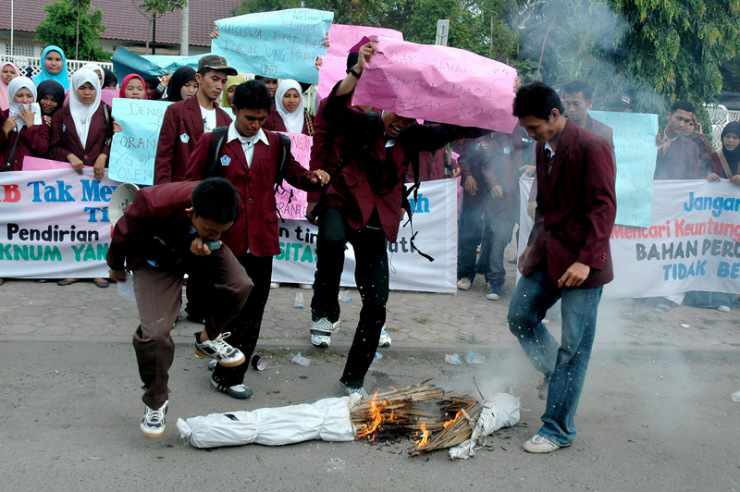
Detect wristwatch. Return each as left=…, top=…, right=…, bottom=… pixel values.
left=348, top=67, right=362, bottom=79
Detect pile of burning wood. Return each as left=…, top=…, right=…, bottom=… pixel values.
left=178, top=383, right=519, bottom=459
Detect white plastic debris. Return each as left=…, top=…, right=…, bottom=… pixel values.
left=444, top=354, right=462, bottom=365
left=731, top=390, right=740, bottom=403
left=177, top=396, right=358, bottom=448
left=294, top=292, right=304, bottom=309
left=291, top=352, right=311, bottom=366
left=448, top=393, right=521, bottom=460
left=116, top=271, right=135, bottom=301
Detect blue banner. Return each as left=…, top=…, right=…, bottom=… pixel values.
left=591, top=110, right=659, bottom=228
left=212, top=8, right=333, bottom=84
left=141, top=53, right=211, bottom=74
left=109, top=99, right=173, bottom=186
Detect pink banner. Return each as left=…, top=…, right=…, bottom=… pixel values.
left=23, top=156, right=71, bottom=171
left=353, top=38, right=518, bottom=133
left=318, top=54, right=349, bottom=101
left=327, top=24, right=403, bottom=57
left=275, top=132, right=312, bottom=219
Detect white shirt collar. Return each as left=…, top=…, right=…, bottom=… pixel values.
left=226, top=122, right=269, bottom=147
left=544, top=141, right=554, bottom=155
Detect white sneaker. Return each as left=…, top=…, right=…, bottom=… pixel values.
left=457, top=277, right=472, bottom=290
left=299, top=283, right=313, bottom=290
left=270, top=282, right=280, bottom=289
left=378, top=325, right=392, bottom=347
left=718, top=305, right=731, bottom=312
left=194, top=332, right=246, bottom=367
left=339, top=381, right=368, bottom=398
left=310, top=318, right=340, bottom=348
left=140, top=400, right=168, bottom=438
left=522, top=434, right=562, bottom=453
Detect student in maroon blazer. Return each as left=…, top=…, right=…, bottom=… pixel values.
left=50, top=69, right=112, bottom=288
left=654, top=100, right=702, bottom=180
left=107, top=178, right=252, bottom=437
left=186, top=80, right=329, bottom=398
left=0, top=77, right=49, bottom=171
left=309, top=41, right=489, bottom=396
left=153, top=55, right=235, bottom=185
left=508, top=82, right=616, bottom=454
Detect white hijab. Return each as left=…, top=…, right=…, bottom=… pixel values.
left=275, top=79, right=305, bottom=134
left=70, top=69, right=102, bottom=148
left=82, top=63, right=104, bottom=85
left=7, top=77, right=42, bottom=131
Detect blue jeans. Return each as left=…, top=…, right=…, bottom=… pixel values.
left=507, top=266, right=603, bottom=446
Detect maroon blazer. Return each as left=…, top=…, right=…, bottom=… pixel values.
left=107, top=181, right=199, bottom=272
left=154, top=96, right=232, bottom=184
left=522, top=119, right=616, bottom=288
left=307, top=97, right=343, bottom=203
left=708, top=151, right=740, bottom=178
left=654, top=133, right=701, bottom=180
left=186, top=129, right=319, bottom=257
left=319, top=84, right=488, bottom=242
left=585, top=116, right=614, bottom=150
left=0, top=110, right=50, bottom=171
left=50, top=104, right=111, bottom=167
left=262, top=110, right=313, bottom=136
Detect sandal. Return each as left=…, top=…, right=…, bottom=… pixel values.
left=57, top=278, right=78, bottom=286
left=93, top=278, right=110, bottom=288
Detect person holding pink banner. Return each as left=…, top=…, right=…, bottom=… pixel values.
left=186, top=80, right=330, bottom=400
left=263, top=79, right=315, bottom=136
left=1, top=77, right=49, bottom=172
left=309, top=41, right=489, bottom=396
left=50, top=69, right=114, bottom=288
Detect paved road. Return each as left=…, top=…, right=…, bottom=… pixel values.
left=1, top=267, right=739, bottom=491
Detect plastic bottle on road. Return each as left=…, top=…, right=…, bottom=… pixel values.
left=292, top=352, right=311, bottom=367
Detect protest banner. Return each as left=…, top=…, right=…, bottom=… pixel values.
left=23, top=156, right=70, bottom=171
left=275, top=132, right=311, bottom=220
left=0, top=168, right=115, bottom=279
left=109, top=99, right=173, bottom=186
left=352, top=38, right=518, bottom=133
left=517, top=177, right=740, bottom=297
left=606, top=179, right=740, bottom=298
left=319, top=25, right=404, bottom=100
left=112, top=46, right=167, bottom=81
left=591, top=110, right=658, bottom=227
left=142, top=53, right=210, bottom=74
left=212, top=8, right=333, bottom=84
left=327, top=24, right=403, bottom=57
left=271, top=179, right=458, bottom=293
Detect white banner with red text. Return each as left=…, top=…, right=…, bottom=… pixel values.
left=517, top=177, right=740, bottom=298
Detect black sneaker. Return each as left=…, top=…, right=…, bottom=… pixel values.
left=211, top=378, right=253, bottom=399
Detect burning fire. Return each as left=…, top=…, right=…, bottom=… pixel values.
left=443, top=410, right=464, bottom=429
left=416, top=422, right=431, bottom=448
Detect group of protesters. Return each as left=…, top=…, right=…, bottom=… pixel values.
left=0, top=34, right=738, bottom=455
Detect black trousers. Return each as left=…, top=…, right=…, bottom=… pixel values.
left=212, top=253, right=273, bottom=387
left=311, top=206, right=389, bottom=388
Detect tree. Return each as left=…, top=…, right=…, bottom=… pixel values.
left=133, top=0, right=188, bottom=54
left=36, top=0, right=110, bottom=61
left=513, top=0, right=740, bottom=116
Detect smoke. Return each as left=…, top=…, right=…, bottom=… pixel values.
left=513, top=0, right=666, bottom=114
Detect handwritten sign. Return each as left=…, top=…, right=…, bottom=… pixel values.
left=591, top=110, right=659, bottom=228
left=327, top=24, right=403, bottom=56
left=353, top=38, right=518, bottom=133
left=318, top=54, right=349, bottom=101
left=212, top=8, right=333, bottom=84
left=276, top=132, right=312, bottom=219
left=109, top=99, right=173, bottom=186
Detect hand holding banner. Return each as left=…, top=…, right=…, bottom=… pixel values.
left=352, top=38, right=518, bottom=133
left=109, top=99, right=173, bottom=186
left=212, top=8, right=333, bottom=84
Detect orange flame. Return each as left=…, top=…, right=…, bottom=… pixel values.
left=415, top=422, right=431, bottom=448
left=443, top=410, right=464, bottom=429
left=356, top=391, right=388, bottom=439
